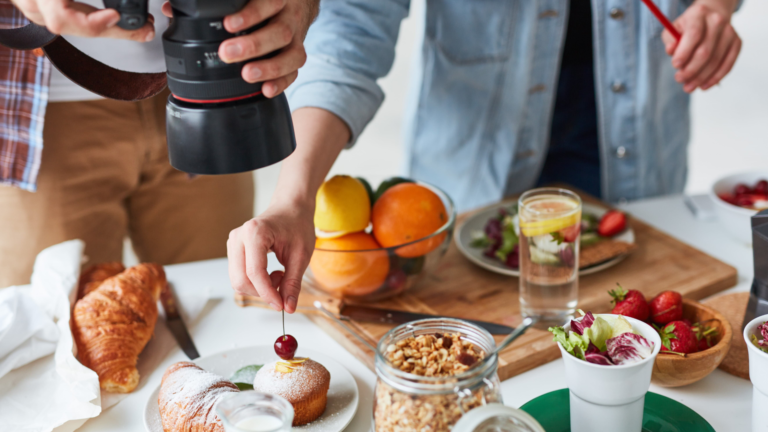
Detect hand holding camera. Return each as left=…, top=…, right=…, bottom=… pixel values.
left=10, top=0, right=156, bottom=41
left=161, top=0, right=318, bottom=98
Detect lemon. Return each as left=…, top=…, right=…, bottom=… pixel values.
left=314, top=175, right=371, bottom=236
left=519, top=196, right=581, bottom=237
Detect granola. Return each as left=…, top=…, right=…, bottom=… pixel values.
left=384, top=333, right=485, bottom=377
left=374, top=333, right=498, bottom=432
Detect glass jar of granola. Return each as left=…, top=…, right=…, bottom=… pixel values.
left=373, top=318, right=503, bottom=432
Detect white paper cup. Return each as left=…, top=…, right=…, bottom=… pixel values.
left=744, top=315, right=768, bottom=432
left=557, top=314, right=662, bottom=432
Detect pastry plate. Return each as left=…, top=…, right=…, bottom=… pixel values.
left=520, top=388, right=714, bottom=431
left=456, top=202, right=635, bottom=277
left=144, top=346, right=359, bottom=432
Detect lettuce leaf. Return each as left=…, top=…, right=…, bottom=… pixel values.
left=549, top=326, right=590, bottom=360
left=583, top=316, right=613, bottom=352
left=585, top=343, right=615, bottom=366
left=610, top=315, right=634, bottom=339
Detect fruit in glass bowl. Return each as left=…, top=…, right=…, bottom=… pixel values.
left=306, top=178, right=456, bottom=302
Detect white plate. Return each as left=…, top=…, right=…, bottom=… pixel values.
left=456, top=202, right=635, bottom=277
left=144, top=346, right=359, bottom=432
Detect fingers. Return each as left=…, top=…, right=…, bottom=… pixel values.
left=241, top=220, right=284, bottom=311
left=227, top=228, right=259, bottom=297
left=32, top=0, right=155, bottom=40
left=670, top=8, right=706, bottom=70
left=219, top=18, right=294, bottom=64
left=675, top=11, right=726, bottom=84
left=241, top=40, right=306, bottom=84
left=661, top=29, right=679, bottom=56
left=224, top=0, right=286, bottom=34
left=263, top=70, right=298, bottom=98
left=161, top=1, right=172, bottom=18
left=701, top=35, right=741, bottom=90
left=278, top=247, right=312, bottom=314
left=683, top=24, right=733, bottom=92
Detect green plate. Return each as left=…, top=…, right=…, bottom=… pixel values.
left=520, top=389, right=714, bottom=432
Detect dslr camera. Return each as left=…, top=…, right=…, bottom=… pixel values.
left=104, top=0, right=296, bottom=174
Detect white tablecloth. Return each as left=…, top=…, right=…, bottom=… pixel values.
left=77, top=194, right=755, bottom=432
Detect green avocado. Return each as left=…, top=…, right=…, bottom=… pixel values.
left=374, top=177, right=414, bottom=202
left=356, top=177, right=375, bottom=207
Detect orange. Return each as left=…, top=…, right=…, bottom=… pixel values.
left=309, top=232, right=389, bottom=297
left=372, top=183, right=448, bottom=258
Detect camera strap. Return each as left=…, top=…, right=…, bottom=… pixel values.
left=0, top=23, right=167, bottom=101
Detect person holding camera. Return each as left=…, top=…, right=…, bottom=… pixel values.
left=0, top=0, right=318, bottom=288
left=226, top=0, right=743, bottom=313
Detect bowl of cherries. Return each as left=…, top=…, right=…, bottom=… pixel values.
left=710, top=171, right=768, bottom=244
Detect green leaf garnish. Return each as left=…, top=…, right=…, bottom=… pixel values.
left=550, top=232, right=565, bottom=245
left=229, top=364, right=263, bottom=390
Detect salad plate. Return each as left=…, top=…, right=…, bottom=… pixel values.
left=143, top=346, right=359, bottom=432
left=520, top=388, right=714, bottom=432
left=456, top=202, right=634, bottom=277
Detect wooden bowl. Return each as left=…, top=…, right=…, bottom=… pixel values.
left=651, top=298, right=733, bottom=387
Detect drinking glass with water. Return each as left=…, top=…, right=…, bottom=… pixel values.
left=518, top=188, right=582, bottom=326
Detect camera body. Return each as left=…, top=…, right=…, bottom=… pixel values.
left=105, top=0, right=296, bottom=175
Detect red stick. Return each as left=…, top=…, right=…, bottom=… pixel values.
left=640, top=0, right=682, bottom=41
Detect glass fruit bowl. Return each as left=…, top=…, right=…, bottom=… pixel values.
left=305, top=182, right=456, bottom=302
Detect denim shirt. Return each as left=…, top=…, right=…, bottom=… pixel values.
left=287, top=0, right=696, bottom=212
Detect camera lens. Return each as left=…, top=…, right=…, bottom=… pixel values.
left=162, top=16, right=265, bottom=102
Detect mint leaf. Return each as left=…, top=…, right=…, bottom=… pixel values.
left=229, top=364, right=263, bottom=389
left=550, top=232, right=565, bottom=245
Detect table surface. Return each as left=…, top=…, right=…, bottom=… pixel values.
left=79, top=194, right=755, bottom=432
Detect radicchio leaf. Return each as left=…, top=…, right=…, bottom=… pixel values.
left=752, top=322, right=768, bottom=353
left=571, top=312, right=596, bottom=335
left=584, top=342, right=615, bottom=366
left=606, top=332, right=654, bottom=365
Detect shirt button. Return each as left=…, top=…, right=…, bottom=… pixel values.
left=611, top=81, right=626, bottom=93
left=610, top=8, right=625, bottom=19
left=616, top=146, right=627, bottom=158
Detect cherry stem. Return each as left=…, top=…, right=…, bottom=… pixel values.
left=282, top=310, right=285, bottom=339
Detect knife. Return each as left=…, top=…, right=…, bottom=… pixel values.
left=159, top=282, right=200, bottom=359
left=340, top=305, right=514, bottom=335
left=234, top=293, right=514, bottom=334
left=743, top=209, right=768, bottom=330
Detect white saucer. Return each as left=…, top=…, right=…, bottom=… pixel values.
left=144, top=346, right=359, bottom=432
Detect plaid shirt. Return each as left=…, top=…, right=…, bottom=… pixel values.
left=0, top=2, right=50, bottom=192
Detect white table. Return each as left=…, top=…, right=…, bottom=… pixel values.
left=79, top=194, right=755, bottom=432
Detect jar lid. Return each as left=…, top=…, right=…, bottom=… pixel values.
left=452, top=404, right=545, bottom=432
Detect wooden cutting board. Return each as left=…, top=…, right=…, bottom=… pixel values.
left=237, top=196, right=738, bottom=381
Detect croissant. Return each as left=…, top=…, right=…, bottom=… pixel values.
left=159, top=362, right=239, bottom=432
left=77, top=262, right=126, bottom=299
left=72, top=263, right=166, bottom=393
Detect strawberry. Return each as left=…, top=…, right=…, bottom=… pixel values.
left=560, top=223, right=581, bottom=243
left=693, top=322, right=718, bottom=352
left=597, top=210, right=626, bottom=237
left=659, top=321, right=698, bottom=354
left=735, top=183, right=751, bottom=196
left=609, top=284, right=650, bottom=321
left=649, top=291, right=683, bottom=325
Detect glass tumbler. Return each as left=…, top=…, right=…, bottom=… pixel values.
left=518, top=188, right=582, bottom=326
left=215, top=391, right=294, bottom=432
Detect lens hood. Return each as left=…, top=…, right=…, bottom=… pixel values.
left=166, top=92, right=296, bottom=175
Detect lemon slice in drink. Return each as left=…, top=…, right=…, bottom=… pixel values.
left=519, top=196, right=581, bottom=237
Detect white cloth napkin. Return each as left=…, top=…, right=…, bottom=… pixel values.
left=0, top=240, right=101, bottom=432
left=0, top=287, right=59, bottom=379
left=0, top=240, right=217, bottom=432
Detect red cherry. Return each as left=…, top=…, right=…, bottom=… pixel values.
left=274, top=334, right=298, bottom=360
left=755, top=180, right=768, bottom=195
left=734, top=183, right=751, bottom=196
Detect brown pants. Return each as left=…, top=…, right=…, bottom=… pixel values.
left=0, top=91, right=254, bottom=287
